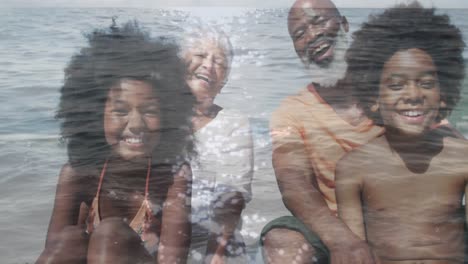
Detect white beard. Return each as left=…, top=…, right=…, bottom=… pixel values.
left=304, top=29, right=348, bottom=88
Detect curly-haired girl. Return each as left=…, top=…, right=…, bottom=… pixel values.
left=37, top=21, right=195, bottom=264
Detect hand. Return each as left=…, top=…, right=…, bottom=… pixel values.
left=206, top=239, right=227, bottom=264
left=209, top=253, right=225, bottom=264
left=36, top=224, right=89, bottom=264
left=37, top=203, right=90, bottom=264
left=77, top=202, right=89, bottom=227
left=329, top=240, right=377, bottom=264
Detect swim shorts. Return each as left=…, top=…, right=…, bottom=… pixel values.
left=260, top=216, right=329, bottom=263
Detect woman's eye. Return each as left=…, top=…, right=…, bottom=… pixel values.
left=144, top=109, right=160, bottom=116
left=112, top=108, right=128, bottom=115
left=214, top=58, right=227, bottom=68
left=419, top=80, right=437, bottom=89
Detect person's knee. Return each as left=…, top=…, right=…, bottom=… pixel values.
left=262, top=228, right=317, bottom=264
left=263, top=228, right=309, bottom=249
left=90, top=217, right=137, bottom=242
left=45, top=225, right=87, bottom=250
left=39, top=225, right=88, bottom=264
left=87, top=218, right=152, bottom=264
left=60, top=225, right=87, bottom=239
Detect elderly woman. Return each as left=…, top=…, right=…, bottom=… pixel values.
left=180, top=24, right=254, bottom=263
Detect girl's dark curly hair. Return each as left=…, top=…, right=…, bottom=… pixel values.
left=345, top=1, right=465, bottom=124
left=57, top=21, right=195, bottom=169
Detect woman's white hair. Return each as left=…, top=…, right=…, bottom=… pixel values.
left=179, top=20, right=234, bottom=68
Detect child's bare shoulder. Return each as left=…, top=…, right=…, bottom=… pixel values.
left=57, top=163, right=97, bottom=199
left=340, top=136, right=388, bottom=167
left=59, top=163, right=95, bottom=181
left=58, top=163, right=80, bottom=183
left=441, top=137, right=468, bottom=165
left=337, top=136, right=389, bottom=180
left=444, top=136, right=468, bottom=150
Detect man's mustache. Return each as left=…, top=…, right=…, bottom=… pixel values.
left=304, top=36, right=336, bottom=57
left=308, top=36, right=335, bottom=48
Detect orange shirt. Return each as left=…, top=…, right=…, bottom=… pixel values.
left=270, top=84, right=384, bottom=213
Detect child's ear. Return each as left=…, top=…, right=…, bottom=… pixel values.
left=370, top=102, right=379, bottom=113
left=439, top=99, right=447, bottom=109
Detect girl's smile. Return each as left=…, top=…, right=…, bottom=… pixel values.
left=104, top=79, right=161, bottom=161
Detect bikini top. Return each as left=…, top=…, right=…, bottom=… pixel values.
left=84, top=159, right=161, bottom=255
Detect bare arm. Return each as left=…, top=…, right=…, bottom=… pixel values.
left=205, top=116, right=253, bottom=263
left=272, top=139, right=359, bottom=248
left=465, top=173, right=468, bottom=249
left=36, top=164, right=87, bottom=263
left=271, top=125, right=374, bottom=263
left=44, top=164, right=86, bottom=244
left=158, top=163, right=192, bottom=264
left=335, top=156, right=366, bottom=240
left=205, top=192, right=245, bottom=263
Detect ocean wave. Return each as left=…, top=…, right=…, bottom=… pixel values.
left=0, top=133, right=59, bottom=141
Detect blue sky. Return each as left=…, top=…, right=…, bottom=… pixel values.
left=2, top=0, right=467, bottom=8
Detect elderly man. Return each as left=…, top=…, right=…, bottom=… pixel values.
left=260, top=0, right=381, bottom=263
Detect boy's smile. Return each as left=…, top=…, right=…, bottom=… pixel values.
left=377, top=48, right=442, bottom=138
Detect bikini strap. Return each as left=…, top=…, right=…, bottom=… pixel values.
left=96, top=159, right=108, bottom=197
left=97, top=158, right=150, bottom=198
left=145, top=158, right=151, bottom=199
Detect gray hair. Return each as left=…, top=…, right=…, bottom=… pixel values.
left=179, top=20, right=234, bottom=68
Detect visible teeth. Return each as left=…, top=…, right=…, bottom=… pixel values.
left=195, top=74, right=210, bottom=83
left=402, top=111, right=423, bottom=117
left=125, top=138, right=142, bottom=144
left=312, top=43, right=330, bottom=56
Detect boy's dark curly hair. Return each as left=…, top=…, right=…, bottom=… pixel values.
left=57, top=21, right=195, bottom=169
left=345, top=1, right=465, bottom=124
